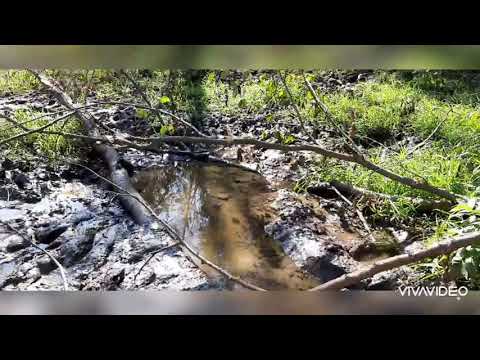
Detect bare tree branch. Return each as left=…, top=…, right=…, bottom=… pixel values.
left=309, top=231, right=480, bottom=291
left=311, top=180, right=453, bottom=212
left=119, top=69, right=154, bottom=108
left=301, top=73, right=461, bottom=202
left=278, top=71, right=315, bottom=142
left=0, top=111, right=76, bottom=147
left=26, top=123, right=462, bottom=202
left=29, top=69, right=153, bottom=225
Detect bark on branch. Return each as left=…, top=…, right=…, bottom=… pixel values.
left=309, top=180, right=454, bottom=212
left=309, top=231, right=480, bottom=291
left=26, top=123, right=461, bottom=203
left=29, top=70, right=152, bottom=225
left=137, top=135, right=461, bottom=202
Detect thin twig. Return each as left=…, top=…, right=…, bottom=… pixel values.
left=407, top=108, right=451, bottom=155
left=278, top=71, right=315, bottom=142
left=120, top=69, right=167, bottom=129
left=0, top=111, right=76, bottom=146
left=120, top=69, right=154, bottom=107
left=1, top=222, right=69, bottom=291
left=133, top=242, right=181, bottom=285
left=0, top=114, right=29, bottom=131
left=92, top=100, right=208, bottom=137
left=331, top=185, right=377, bottom=244
left=65, top=159, right=266, bottom=291
left=302, top=71, right=357, bottom=148
left=0, top=103, right=101, bottom=132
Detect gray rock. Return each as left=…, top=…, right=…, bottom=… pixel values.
left=13, top=172, right=30, bottom=189
left=36, top=256, right=56, bottom=275
left=68, top=210, right=95, bottom=225
left=58, top=234, right=94, bottom=267
left=86, top=224, right=126, bottom=264
left=5, top=234, right=29, bottom=252
left=0, top=261, right=16, bottom=288
left=0, top=208, right=24, bottom=221
left=35, top=223, right=69, bottom=244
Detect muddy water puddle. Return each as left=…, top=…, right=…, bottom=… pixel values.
left=132, top=163, right=321, bottom=290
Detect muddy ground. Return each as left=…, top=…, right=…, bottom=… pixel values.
left=0, top=74, right=426, bottom=291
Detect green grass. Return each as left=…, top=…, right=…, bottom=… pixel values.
left=305, top=72, right=480, bottom=199
left=301, top=144, right=478, bottom=222
left=293, top=71, right=480, bottom=287
left=0, top=70, right=39, bottom=95
left=0, top=109, right=83, bottom=160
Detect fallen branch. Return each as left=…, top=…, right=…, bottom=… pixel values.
left=29, top=69, right=152, bottom=226
left=309, top=181, right=454, bottom=212
left=144, top=135, right=461, bottom=202
left=0, top=110, right=76, bottom=147
left=351, top=156, right=459, bottom=202
left=28, top=124, right=462, bottom=202
left=2, top=222, right=69, bottom=291
left=309, top=231, right=480, bottom=291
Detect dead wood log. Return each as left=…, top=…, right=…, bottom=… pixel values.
left=29, top=70, right=151, bottom=225
left=308, top=181, right=454, bottom=212
left=309, top=231, right=480, bottom=291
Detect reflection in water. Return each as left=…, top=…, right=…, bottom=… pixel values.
left=132, top=163, right=320, bottom=290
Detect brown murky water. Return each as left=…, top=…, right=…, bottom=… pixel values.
left=132, top=163, right=320, bottom=290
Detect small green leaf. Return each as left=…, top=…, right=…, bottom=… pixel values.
left=136, top=108, right=149, bottom=119
left=283, top=134, right=296, bottom=145
left=159, top=124, right=175, bottom=136
left=260, top=130, right=269, bottom=141
left=159, top=96, right=171, bottom=104
left=451, top=203, right=474, bottom=213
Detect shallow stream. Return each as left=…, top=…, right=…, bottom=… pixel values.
left=133, top=163, right=321, bottom=290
